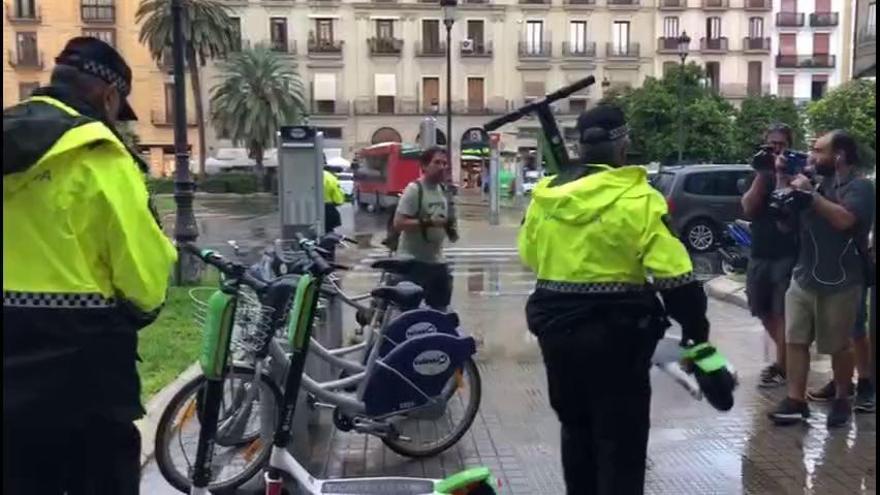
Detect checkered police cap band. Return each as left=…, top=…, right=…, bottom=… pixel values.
left=581, top=124, right=630, bottom=144
left=58, top=56, right=130, bottom=96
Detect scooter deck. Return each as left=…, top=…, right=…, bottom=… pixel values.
left=319, top=478, right=436, bottom=494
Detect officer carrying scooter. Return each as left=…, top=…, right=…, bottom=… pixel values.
left=485, top=77, right=737, bottom=495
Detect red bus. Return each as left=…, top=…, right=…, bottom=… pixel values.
left=353, top=142, right=422, bottom=211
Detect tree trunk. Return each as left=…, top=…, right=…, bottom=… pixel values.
left=253, top=145, right=266, bottom=192
left=186, top=46, right=207, bottom=178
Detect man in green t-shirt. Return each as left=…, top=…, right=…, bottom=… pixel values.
left=392, top=147, right=457, bottom=309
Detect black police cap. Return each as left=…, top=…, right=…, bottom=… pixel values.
left=576, top=104, right=628, bottom=145
left=55, top=36, right=137, bottom=121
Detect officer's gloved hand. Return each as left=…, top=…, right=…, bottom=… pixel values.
left=680, top=342, right=738, bottom=412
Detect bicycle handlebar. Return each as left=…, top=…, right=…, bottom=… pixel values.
left=484, top=76, right=595, bottom=132
left=179, top=243, right=269, bottom=292
left=294, top=233, right=333, bottom=276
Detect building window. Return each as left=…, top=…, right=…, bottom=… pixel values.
left=612, top=21, right=631, bottom=55
left=229, top=17, right=242, bottom=51
left=778, top=75, right=795, bottom=98
left=811, top=75, right=828, bottom=101
left=18, top=82, right=39, bottom=101
left=317, top=127, right=343, bottom=140
left=422, top=20, right=441, bottom=52
left=422, top=77, right=440, bottom=112
left=270, top=18, right=288, bottom=52
left=377, top=95, right=395, bottom=114
left=663, top=17, right=679, bottom=38
left=663, top=61, right=678, bottom=75
left=705, top=62, right=720, bottom=92
left=15, top=32, right=38, bottom=65
left=526, top=20, right=544, bottom=54
left=706, top=17, right=722, bottom=38
left=13, top=0, right=36, bottom=18
left=376, top=20, right=394, bottom=39
left=316, top=19, right=334, bottom=43
left=81, top=0, right=115, bottom=23
left=83, top=29, right=115, bottom=47
left=867, top=3, right=876, bottom=36
left=569, top=97, right=588, bottom=114
left=569, top=21, right=587, bottom=53
left=467, top=20, right=485, bottom=46
left=747, top=61, right=763, bottom=95
left=467, top=77, right=485, bottom=112
left=748, top=17, right=764, bottom=38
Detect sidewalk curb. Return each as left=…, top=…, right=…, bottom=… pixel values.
left=704, top=276, right=749, bottom=311
left=137, top=362, right=201, bottom=468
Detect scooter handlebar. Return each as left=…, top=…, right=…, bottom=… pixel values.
left=483, top=76, right=596, bottom=132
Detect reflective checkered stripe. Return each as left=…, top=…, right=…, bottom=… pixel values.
left=536, top=271, right=695, bottom=294
left=3, top=291, right=116, bottom=309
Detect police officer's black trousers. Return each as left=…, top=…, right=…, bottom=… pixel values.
left=537, top=321, right=661, bottom=495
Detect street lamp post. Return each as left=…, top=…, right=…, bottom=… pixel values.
left=171, top=0, right=199, bottom=283
left=676, top=31, right=691, bottom=164
left=441, top=0, right=457, bottom=175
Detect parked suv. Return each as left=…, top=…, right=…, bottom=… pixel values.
left=651, top=164, right=753, bottom=252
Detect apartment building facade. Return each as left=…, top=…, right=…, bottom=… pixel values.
left=3, top=0, right=199, bottom=176
left=852, top=0, right=875, bottom=78
left=211, top=0, right=664, bottom=180
left=654, top=0, right=774, bottom=101
left=768, top=0, right=851, bottom=103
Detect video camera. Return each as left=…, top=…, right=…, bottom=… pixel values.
left=751, top=145, right=808, bottom=176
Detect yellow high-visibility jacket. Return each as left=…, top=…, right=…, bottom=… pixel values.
left=324, top=170, right=346, bottom=206
left=518, top=165, right=694, bottom=293
left=3, top=94, right=177, bottom=421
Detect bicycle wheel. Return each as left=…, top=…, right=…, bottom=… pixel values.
left=154, top=366, right=282, bottom=494
left=381, top=358, right=482, bottom=458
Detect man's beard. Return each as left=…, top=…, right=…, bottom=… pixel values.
left=815, top=162, right=835, bottom=177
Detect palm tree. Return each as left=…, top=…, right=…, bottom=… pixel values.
left=210, top=44, right=307, bottom=190
left=136, top=0, right=236, bottom=176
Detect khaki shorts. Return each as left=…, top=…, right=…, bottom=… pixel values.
left=785, top=280, right=863, bottom=354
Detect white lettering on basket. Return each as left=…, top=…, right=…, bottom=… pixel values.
left=405, top=322, right=437, bottom=339
left=412, top=351, right=451, bottom=376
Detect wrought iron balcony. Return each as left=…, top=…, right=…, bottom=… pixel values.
left=607, top=0, right=639, bottom=7
left=564, top=0, right=596, bottom=5
left=743, top=37, right=771, bottom=52
left=562, top=41, right=597, bottom=57
left=657, top=37, right=680, bottom=53
left=658, top=0, right=686, bottom=9
left=7, top=48, right=42, bottom=69
left=519, top=0, right=549, bottom=4
left=700, top=37, right=728, bottom=53
left=720, top=83, right=770, bottom=98
left=368, top=37, right=403, bottom=56
left=744, top=0, right=771, bottom=10
left=416, top=41, right=447, bottom=57
left=776, top=54, right=836, bottom=68
left=310, top=100, right=351, bottom=116
left=460, top=40, right=493, bottom=57
left=81, top=2, right=115, bottom=23
left=518, top=41, right=552, bottom=59
left=150, top=109, right=196, bottom=127
left=776, top=12, right=805, bottom=27
left=702, top=0, right=728, bottom=10
left=5, top=2, right=40, bottom=22
left=308, top=35, right=344, bottom=55
left=270, top=39, right=297, bottom=55
left=809, top=12, right=839, bottom=27
left=606, top=42, right=639, bottom=58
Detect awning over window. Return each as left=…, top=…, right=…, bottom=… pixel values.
left=314, top=73, right=337, bottom=101
left=375, top=74, right=397, bottom=96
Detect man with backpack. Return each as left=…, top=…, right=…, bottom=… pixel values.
left=386, top=146, right=459, bottom=310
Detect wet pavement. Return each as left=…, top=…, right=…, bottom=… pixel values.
left=141, top=200, right=876, bottom=494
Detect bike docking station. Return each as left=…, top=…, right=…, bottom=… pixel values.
left=277, top=125, right=343, bottom=456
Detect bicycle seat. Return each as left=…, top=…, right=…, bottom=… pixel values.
left=371, top=282, right=424, bottom=310
left=370, top=257, right=446, bottom=275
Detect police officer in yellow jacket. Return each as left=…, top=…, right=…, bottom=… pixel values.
left=3, top=37, right=177, bottom=494
left=520, top=105, right=730, bottom=495
left=324, top=169, right=346, bottom=233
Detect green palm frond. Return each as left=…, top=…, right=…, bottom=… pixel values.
left=209, top=44, right=307, bottom=158
left=136, top=0, right=236, bottom=64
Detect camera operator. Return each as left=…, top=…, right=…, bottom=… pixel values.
left=768, top=130, right=876, bottom=428
left=741, top=124, right=798, bottom=389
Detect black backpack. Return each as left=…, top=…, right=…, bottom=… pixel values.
left=383, top=181, right=426, bottom=252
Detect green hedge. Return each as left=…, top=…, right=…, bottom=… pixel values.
left=147, top=171, right=277, bottom=195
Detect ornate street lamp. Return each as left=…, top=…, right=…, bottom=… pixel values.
left=171, top=0, right=198, bottom=283
left=676, top=31, right=691, bottom=163
left=440, top=0, right=457, bottom=174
